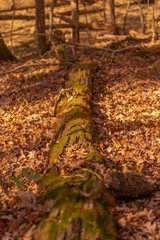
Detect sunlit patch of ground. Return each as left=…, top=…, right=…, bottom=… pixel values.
left=92, top=52, right=160, bottom=239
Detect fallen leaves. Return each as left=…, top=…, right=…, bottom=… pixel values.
left=92, top=51, right=160, bottom=239
left=0, top=45, right=160, bottom=239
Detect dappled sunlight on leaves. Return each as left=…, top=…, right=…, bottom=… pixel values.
left=0, top=45, right=160, bottom=239
left=92, top=52, right=160, bottom=239
left=0, top=55, right=66, bottom=200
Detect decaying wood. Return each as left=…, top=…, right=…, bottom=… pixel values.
left=35, top=60, right=117, bottom=240
left=34, top=49, right=156, bottom=239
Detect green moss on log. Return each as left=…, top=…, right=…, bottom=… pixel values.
left=37, top=171, right=116, bottom=240
left=36, top=61, right=117, bottom=240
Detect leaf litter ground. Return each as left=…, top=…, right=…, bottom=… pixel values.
left=0, top=45, right=160, bottom=239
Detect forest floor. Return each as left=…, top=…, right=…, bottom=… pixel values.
left=0, top=39, right=160, bottom=239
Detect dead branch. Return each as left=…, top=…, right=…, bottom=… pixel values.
left=96, top=34, right=128, bottom=41
left=0, top=0, right=69, bottom=12
left=0, top=60, right=59, bottom=76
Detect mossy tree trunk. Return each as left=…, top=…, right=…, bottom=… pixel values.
left=0, top=33, right=16, bottom=61
left=35, top=61, right=117, bottom=240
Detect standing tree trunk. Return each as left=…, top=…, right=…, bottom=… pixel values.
left=35, top=0, right=47, bottom=54
left=103, top=0, right=116, bottom=34
left=152, top=0, right=158, bottom=41
left=0, top=33, right=16, bottom=61
left=49, top=0, right=57, bottom=43
left=123, top=0, right=145, bottom=34
left=137, top=0, right=145, bottom=33
left=71, top=0, right=80, bottom=43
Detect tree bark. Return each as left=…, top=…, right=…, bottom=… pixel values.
left=103, top=0, right=116, bottom=34
left=35, top=0, right=47, bottom=55
left=152, top=0, right=159, bottom=41
left=71, top=0, right=80, bottom=43
left=49, top=0, right=57, bottom=42
left=0, top=33, right=16, bottom=61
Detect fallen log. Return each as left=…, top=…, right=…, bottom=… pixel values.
left=35, top=52, right=155, bottom=239
left=35, top=60, right=117, bottom=240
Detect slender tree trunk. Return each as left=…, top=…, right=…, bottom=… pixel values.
left=137, top=0, right=145, bottom=33
left=35, top=0, right=47, bottom=54
left=71, top=0, right=80, bottom=43
left=0, top=33, right=16, bottom=61
left=123, top=0, right=131, bottom=33
left=103, top=0, right=116, bottom=34
left=152, top=0, right=158, bottom=41
left=49, top=0, right=57, bottom=43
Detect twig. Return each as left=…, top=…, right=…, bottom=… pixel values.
left=0, top=62, right=60, bottom=76
left=109, top=45, right=142, bottom=54
left=59, top=39, right=142, bottom=54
